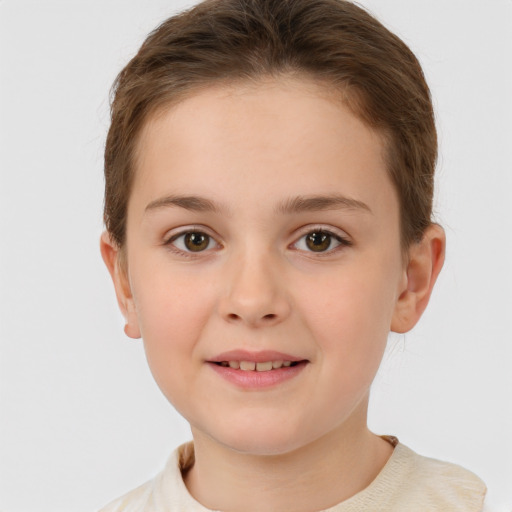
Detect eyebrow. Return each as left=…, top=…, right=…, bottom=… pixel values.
left=144, top=193, right=372, bottom=215
left=145, top=195, right=224, bottom=214
left=275, top=194, right=372, bottom=215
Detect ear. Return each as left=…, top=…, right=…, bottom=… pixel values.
left=100, top=231, right=141, bottom=339
left=391, top=224, right=446, bottom=333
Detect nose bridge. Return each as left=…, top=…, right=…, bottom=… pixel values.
left=219, top=241, right=290, bottom=326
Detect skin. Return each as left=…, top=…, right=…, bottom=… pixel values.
left=101, top=76, right=445, bottom=512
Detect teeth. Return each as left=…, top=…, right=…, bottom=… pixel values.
left=256, top=361, right=273, bottom=372
left=223, top=360, right=295, bottom=371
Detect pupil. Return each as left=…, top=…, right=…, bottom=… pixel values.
left=306, top=232, right=331, bottom=252
left=185, top=233, right=209, bottom=252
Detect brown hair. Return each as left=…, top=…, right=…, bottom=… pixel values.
left=104, top=0, right=436, bottom=249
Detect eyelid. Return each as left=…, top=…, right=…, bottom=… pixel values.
left=163, top=225, right=222, bottom=255
left=164, top=224, right=217, bottom=241
left=161, top=224, right=351, bottom=256
left=290, top=225, right=352, bottom=254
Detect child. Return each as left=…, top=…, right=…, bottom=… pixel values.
left=99, top=0, right=488, bottom=510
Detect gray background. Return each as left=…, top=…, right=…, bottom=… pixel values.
left=1, top=0, right=511, bottom=510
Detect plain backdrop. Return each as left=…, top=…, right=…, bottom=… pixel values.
left=0, top=0, right=511, bottom=510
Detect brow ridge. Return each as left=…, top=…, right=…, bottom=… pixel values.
left=145, top=195, right=222, bottom=213
left=144, top=193, right=371, bottom=216
left=276, top=194, right=372, bottom=214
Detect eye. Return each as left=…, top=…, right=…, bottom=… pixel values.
left=293, top=229, right=350, bottom=253
left=168, top=231, right=217, bottom=253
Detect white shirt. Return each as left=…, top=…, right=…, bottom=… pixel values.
left=100, top=440, right=489, bottom=511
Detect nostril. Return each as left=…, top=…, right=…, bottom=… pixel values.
left=226, top=312, right=276, bottom=322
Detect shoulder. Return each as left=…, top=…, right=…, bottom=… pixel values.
left=332, top=441, right=487, bottom=512
left=389, top=443, right=487, bottom=511
left=97, top=442, right=202, bottom=512
left=98, top=480, right=153, bottom=512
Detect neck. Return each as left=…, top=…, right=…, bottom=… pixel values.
left=184, top=403, right=393, bottom=512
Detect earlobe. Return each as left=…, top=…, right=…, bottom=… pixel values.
left=100, top=231, right=141, bottom=339
left=391, top=224, right=446, bottom=333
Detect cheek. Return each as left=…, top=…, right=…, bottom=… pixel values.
left=296, top=260, right=400, bottom=365
left=132, top=256, right=214, bottom=330
left=130, top=264, right=217, bottom=382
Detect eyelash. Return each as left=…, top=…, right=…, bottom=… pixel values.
left=164, top=226, right=352, bottom=257
left=291, top=227, right=352, bottom=256
left=165, top=228, right=221, bottom=258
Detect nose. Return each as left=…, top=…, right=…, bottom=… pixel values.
left=218, top=251, right=292, bottom=328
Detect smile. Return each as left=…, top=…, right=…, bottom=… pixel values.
left=208, top=352, right=308, bottom=389
left=215, top=360, right=297, bottom=371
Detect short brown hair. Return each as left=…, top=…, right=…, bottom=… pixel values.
left=104, top=0, right=437, bottom=249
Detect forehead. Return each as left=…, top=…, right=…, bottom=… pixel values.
left=131, top=77, right=395, bottom=219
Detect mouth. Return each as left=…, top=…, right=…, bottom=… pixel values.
left=213, top=360, right=301, bottom=371
left=207, top=351, right=308, bottom=388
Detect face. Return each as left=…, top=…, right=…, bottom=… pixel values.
left=117, top=78, right=409, bottom=455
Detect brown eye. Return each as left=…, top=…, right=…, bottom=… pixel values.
left=293, top=229, right=351, bottom=254
left=169, top=231, right=216, bottom=253
left=305, top=231, right=332, bottom=252
left=184, top=232, right=210, bottom=252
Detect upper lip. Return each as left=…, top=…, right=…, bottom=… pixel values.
left=207, top=350, right=305, bottom=363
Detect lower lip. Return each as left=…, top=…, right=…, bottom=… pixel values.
left=207, top=361, right=308, bottom=389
